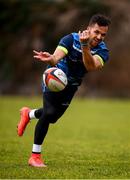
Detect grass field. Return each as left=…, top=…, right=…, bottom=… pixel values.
left=0, top=96, right=130, bottom=179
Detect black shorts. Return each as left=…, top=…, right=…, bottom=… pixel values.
left=42, top=84, right=78, bottom=123
left=43, top=84, right=78, bottom=107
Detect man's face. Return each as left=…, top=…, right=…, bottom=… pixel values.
left=87, top=23, right=108, bottom=47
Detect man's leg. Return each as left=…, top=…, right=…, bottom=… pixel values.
left=29, top=93, right=69, bottom=167
left=29, top=85, right=78, bottom=167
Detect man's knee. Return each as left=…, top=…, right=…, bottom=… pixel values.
left=45, top=107, right=61, bottom=124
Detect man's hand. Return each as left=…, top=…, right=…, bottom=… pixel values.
left=33, top=50, right=55, bottom=64
left=78, top=30, right=90, bottom=44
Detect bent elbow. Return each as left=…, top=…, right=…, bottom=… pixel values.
left=85, top=64, right=103, bottom=71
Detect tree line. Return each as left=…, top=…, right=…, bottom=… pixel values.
left=0, top=0, right=130, bottom=98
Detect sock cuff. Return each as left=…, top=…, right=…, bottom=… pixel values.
left=32, top=144, right=42, bottom=153
left=29, top=109, right=37, bottom=119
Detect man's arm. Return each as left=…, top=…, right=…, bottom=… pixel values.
left=33, top=34, right=73, bottom=66
left=81, top=46, right=103, bottom=71
left=33, top=47, right=66, bottom=66
left=79, top=30, right=103, bottom=71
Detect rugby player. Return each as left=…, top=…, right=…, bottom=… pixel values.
left=17, top=14, right=111, bottom=167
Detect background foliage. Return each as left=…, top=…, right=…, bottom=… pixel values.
left=0, top=0, right=130, bottom=97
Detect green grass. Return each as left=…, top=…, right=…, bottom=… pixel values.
left=0, top=96, right=130, bottom=179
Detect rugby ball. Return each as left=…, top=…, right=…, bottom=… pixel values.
left=43, top=67, right=68, bottom=92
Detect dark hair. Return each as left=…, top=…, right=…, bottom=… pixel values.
left=89, top=14, right=111, bottom=26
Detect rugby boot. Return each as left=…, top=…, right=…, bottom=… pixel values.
left=28, top=153, right=47, bottom=167
left=17, top=107, right=31, bottom=136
